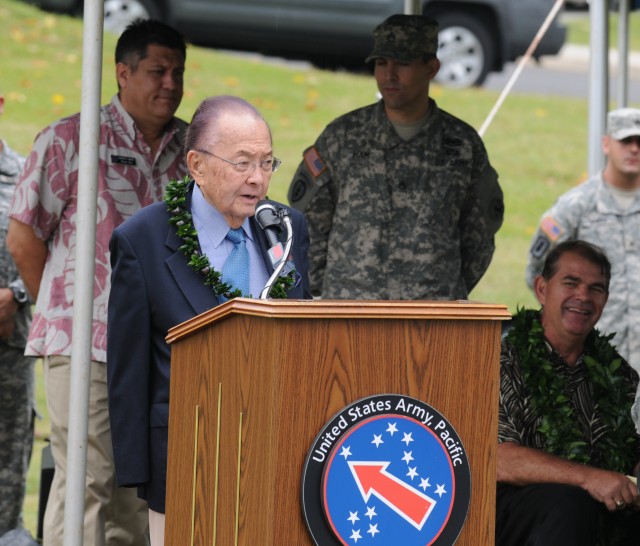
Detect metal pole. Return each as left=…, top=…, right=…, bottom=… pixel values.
left=404, top=0, right=422, bottom=15
left=588, top=0, right=609, bottom=176
left=63, top=0, right=104, bottom=544
left=617, top=0, right=630, bottom=107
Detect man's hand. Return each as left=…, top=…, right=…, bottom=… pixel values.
left=0, top=287, right=17, bottom=339
left=582, top=466, right=639, bottom=512
left=498, top=442, right=640, bottom=511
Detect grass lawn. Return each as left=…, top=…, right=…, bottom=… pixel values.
left=567, top=9, right=640, bottom=50
left=1, top=0, right=639, bottom=537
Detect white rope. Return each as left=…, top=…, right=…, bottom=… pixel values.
left=478, top=0, right=567, bottom=137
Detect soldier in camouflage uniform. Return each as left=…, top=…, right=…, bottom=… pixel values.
left=526, top=108, right=640, bottom=372
left=288, top=14, right=504, bottom=300
left=0, top=93, right=35, bottom=539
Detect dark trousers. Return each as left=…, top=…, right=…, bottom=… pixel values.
left=496, top=483, right=640, bottom=546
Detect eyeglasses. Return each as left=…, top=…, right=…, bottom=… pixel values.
left=196, top=149, right=281, bottom=174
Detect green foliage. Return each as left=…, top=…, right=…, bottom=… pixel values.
left=506, top=309, right=638, bottom=472
left=165, top=176, right=241, bottom=298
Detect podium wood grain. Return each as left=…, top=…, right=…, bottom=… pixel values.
left=165, top=299, right=510, bottom=545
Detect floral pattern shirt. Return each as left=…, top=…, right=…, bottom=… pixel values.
left=9, top=95, right=188, bottom=362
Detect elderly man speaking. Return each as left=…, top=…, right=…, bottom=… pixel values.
left=106, top=95, right=311, bottom=546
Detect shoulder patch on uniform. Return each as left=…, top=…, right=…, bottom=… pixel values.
left=530, top=235, right=551, bottom=259
left=303, top=146, right=326, bottom=179
left=288, top=172, right=311, bottom=207
left=540, top=215, right=563, bottom=242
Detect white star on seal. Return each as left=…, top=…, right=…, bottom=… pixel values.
left=401, top=451, right=414, bottom=464
left=435, top=484, right=447, bottom=497
left=350, top=529, right=362, bottom=542
left=347, top=511, right=359, bottom=524
left=386, top=422, right=398, bottom=436
left=340, top=446, right=352, bottom=459
left=371, top=434, right=384, bottom=447
left=367, top=523, right=380, bottom=537
left=401, top=432, right=414, bottom=445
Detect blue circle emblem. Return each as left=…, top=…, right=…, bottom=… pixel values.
left=323, top=414, right=454, bottom=544
left=302, top=395, right=471, bottom=545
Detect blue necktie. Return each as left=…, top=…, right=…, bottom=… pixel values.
left=221, top=228, right=250, bottom=298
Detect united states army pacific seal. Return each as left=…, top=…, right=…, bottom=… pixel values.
left=301, top=394, right=471, bottom=545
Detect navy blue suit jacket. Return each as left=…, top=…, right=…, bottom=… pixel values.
left=107, top=184, right=311, bottom=512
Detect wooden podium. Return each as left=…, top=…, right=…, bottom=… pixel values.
left=164, top=299, right=510, bottom=545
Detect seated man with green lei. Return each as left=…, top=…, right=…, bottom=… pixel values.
left=497, top=239, right=640, bottom=546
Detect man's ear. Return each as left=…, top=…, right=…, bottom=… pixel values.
left=533, top=275, right=547, bottom=307
left=187, top=150, right=204, bottom=183
left=602, top=134, right=611, bottom=156
left=427, top=57, right=441, bottom=80
left=115, top=62, right=131, bottom=90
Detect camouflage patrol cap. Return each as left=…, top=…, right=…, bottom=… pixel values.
left=365, top=14, right=439, bottom=63
left=607, top=108, right=640, bottom=140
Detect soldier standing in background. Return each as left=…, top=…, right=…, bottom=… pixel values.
left=526, top=108, right=640, bottom=372
left=287, top=14, right=503, bottom=300
left=0, top=92, right=36, bottom=544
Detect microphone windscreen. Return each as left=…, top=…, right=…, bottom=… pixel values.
left=255, top=200, right=280, bottom=229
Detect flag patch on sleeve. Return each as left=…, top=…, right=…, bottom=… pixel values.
left=303, top=147, right=326, bottom=178
left=540, top=215, right=563, bottom=241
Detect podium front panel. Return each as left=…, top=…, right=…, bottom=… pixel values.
left=165, top=302, right=505, bottom=545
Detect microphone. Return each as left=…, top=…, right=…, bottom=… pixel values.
left=255, top=200, right=282, bottom=250
left=255, top=200, right=286, bottom=268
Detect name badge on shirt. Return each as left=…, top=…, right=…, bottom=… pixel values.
left=111, top=155, right=137, bottom=166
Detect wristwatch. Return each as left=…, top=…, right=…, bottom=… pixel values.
left=8, top=279, right=29, bottom=306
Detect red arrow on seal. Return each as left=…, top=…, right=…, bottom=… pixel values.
left=348, top=461, right=436, bottom=530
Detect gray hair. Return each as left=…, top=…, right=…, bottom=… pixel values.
left=184, top=95, right=270, bottom=155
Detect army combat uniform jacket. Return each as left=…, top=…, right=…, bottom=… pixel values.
left=526, top=173, right=640, bottom=372
left=288, top=99, right=503, bottom=300
left=0, top=140, right=34, bottom=537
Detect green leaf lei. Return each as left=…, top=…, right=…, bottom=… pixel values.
left=164, top=176, right=294, bottom=300
left=506, top=308, right=638, bottom=473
